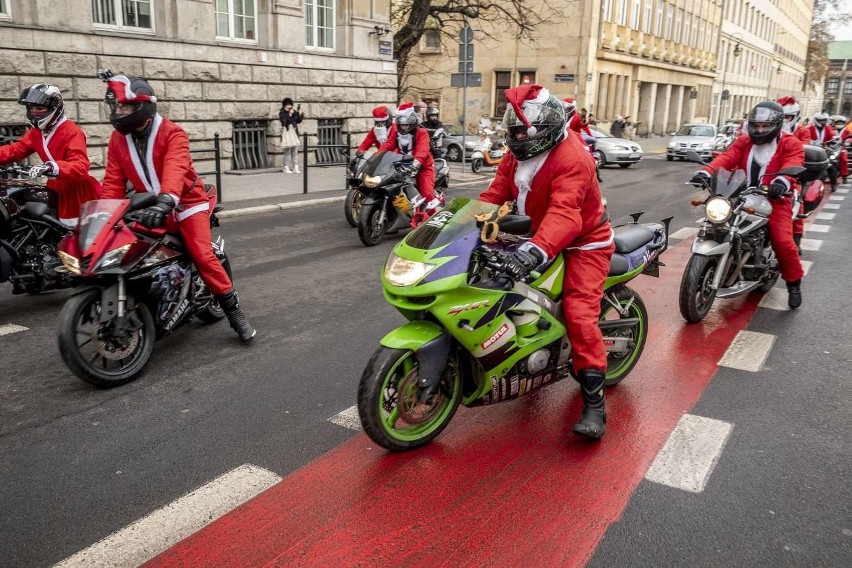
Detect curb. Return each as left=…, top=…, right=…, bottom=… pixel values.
left=217, top=196, right=346, bottom=219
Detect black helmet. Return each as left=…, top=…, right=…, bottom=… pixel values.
left=103, top=74, right=158, bottom=135
left=395, top=102, right=419, bottom=134
left=746, top=101, right=783, bottom=146
left=502, top=86, right=566, bottom=161
left=18, top=84, right=64, bottom=132
left=426, top=107, right=439, bottom=118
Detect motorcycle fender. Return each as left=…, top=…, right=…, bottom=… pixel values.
left=70, top=283, right=120, bottom=323
left=360, top=193, right=384, bottom=208
left=470, top=151, right=484, bottom=159
left=690, top=239, right=730, bottom=256
left=380, top=321, right=452, bottom=389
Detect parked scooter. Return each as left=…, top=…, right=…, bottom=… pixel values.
left=470, top=136, right=507, bottom=173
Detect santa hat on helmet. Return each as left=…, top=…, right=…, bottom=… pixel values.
left=105, top=74, right=157, bottom=104
left=505, top=84, right=551, bottom=136
left=372, top=105, right=390, bottom=121
left=396, top=102, right=415, bottom=118
left=777, top=96, right=799, bottom=116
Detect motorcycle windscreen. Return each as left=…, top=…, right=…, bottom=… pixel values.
left=361, top=151, right=404, bottom=176
left=78, top=199, right=126, bottom=253
left=712, top=168, right=747, bottom=197
left=405, top=197, right=500, bottom=251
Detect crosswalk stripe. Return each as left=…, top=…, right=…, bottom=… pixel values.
left=0, top=324, right=28, bottom=336
left=800, top=238, right=822, bottom=251
left=718, top=330, right=776, bottom=372
left=805, top=224, right=830, bottom=233
left=822, top=203, right=840, bottom=210
left=669, top=227, right=699, bottom=240
left=828, top=195, right=845, bottom=201
left=836, top=188, right=849, bottom=194
left=329, top=405, right=362, bottom=431
left=814, top=212, right=836, bottom=220
left=54, top=464, right=281, bottom=568
left=645, top=414, right=734, bottom=493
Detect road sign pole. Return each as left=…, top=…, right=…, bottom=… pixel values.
left=462, top=59, right=467, bottom=171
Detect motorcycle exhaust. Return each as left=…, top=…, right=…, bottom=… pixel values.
left=598, top=318, right=639, bottom=331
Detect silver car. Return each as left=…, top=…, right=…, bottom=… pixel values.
left=589, top=126, right=644, bottom=168
left=667, top=123, right=718, bottom=162
left=440, top=124, right=479, bottom=162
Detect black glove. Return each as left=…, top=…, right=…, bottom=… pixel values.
left=689, top=171, right=710, bottom=186
left=504, top=247, right=544, bottom=281
left=140, top=194, right=176, bottom=228
left=767, top=180, right=788, bottom=199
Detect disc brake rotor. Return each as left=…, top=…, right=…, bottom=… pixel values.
left=95, top=323, right=141, bottom=361
left=396, top=367, right=443, bottom=425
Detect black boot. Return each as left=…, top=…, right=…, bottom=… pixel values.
left=573, top=369, right=606, bottom=439
left=786, top=280, right=802, bottom=310
left=793, top=233, right=802, bottom=256
left=216, top=290, right=256, bottom=342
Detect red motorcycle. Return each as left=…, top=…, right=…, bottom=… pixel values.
left=56, top=188, right=231, bottom=388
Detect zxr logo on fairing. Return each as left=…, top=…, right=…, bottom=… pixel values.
left=448, top=300, right=490, bottom=315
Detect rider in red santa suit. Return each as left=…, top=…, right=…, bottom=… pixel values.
left=379, top=102, right=440, bottom=216
left=480, top=84, right=614, bottom=439
left=0, top=84, right=101, bottom=230
left=831, top=115, right=849, bottom=183
left=100, top=73, right=255, bottom=342
left=777, top=96, right=810, bottom=144
left=355, top=105, right=396, bottom=157
left=808, top=112, right=836, bottom=146
left=691, top=100, right=804, bottom=309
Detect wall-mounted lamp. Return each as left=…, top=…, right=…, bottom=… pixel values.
left=776, top=65, right=782, bottom=75
left=370, top=25, right=391, bottom=37
left=733, top=42, right=742, bottom=57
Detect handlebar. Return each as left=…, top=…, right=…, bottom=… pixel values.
left=0, top=165, right=32, bottom=177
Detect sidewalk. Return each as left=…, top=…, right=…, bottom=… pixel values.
left=632, top=134, right=671, bottom=155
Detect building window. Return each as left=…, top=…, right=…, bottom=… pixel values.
left=844, top=80, right=852, bottom=95
left=92, top=0, right=152, bottom=29
left=630, top=0, right=640, bottom=28
left=616, top=0, right=627, bottom=25
left=674, top=9, right=681, bottom=42
left=642, top=0, right=652, bottom=33
left=494, top=71, right=512, bottom=117
left=825, top=78, right=839, bottom=95
left=603, top=0, right=613, bottom=22
left=0, top=0, right=9, bottom=17
left=665, top=5, right=672, bottom=39
left=305, top=0, right=335, bottom=49
left=655, top=0, right=663, bottom=36
left=215, top=0, right=256, bottom=41
left=420, top=29, right=441, bottom=53
left=681, top=11, right=689, bottom=44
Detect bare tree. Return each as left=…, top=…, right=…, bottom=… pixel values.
left=804, top=0, right=851, bottom=93
left=390, top=0, right=557, bottom=98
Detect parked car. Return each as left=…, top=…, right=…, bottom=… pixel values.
left=441, top=124, right=479, bottom=162
left=588, top=125, right=644, bottom=168
left=667, top=123, right=718, bottom=162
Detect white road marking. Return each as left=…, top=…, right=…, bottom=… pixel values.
left=828, top=195, right=845, bottom=201
left=329, top=405, right=362, bottom=431
left=54, top=464, right=281, bottom=568
left=821, top=203, right=840, bottom=210
left=836, top=188, right=849, bottom=194
left=805, top=224, right=830, bottom=233
left=0, top=324, right=28, bottom=336
left=718, top=330, right=776, bottom=372
left=814, top=212, right=836, bottom=220
left=758, top=288, right=792, bottom=311
left=669, top=227, right=699, bottom=240
left=800, top=238, right=822, bottom=251
left=645, top=414, right=734, bottom=493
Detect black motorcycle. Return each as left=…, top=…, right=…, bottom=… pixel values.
left=356, top=151, right=449, bottom=247
left=0, top=165, right=75, bottom=294
left=823, top=137, right=843, bottom=191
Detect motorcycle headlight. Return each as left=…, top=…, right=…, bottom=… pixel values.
left=57, top=251, right=81, bottom=275
left=384, top=253, right=434, bottom=287
left=705, top=197, right=732, bottom=223
left=363, top=175, right=383, bottom=188
left=93, top=243, right=132, bottom=272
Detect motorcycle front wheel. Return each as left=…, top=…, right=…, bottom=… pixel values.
left=679, top=255, right=719, bottom=323
left=599, top=286, right=649, bottom=386
left=58, top=290, right=156, bottom=388
left=357, top=201, right=387, bottom=247
left=344, top=188, right=363, bottom=228
left=357, top=347, right=462, bottom=451
left=471, top=157, right=483, bottom=173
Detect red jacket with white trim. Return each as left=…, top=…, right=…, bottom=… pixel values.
left=704, top=132, right=804, bottom=190
left=808, top=124, right=836, bottom=145
left=793, top=125, right=811, bottom=145
left=378, top=126, right=434, bottom=167
left=479, top=132, right=611, bottom=259
left=0, top=118, right=101, bottom=224
left=357, top=124, right=397, bottom=153
left=101, top=115, right=209, bottom=220
left=568, top=113, right=592, bottom=136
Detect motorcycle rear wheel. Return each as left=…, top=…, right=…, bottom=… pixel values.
left=471, top=158, right=483, bottom=173
left=599, top=286, right=649, bottom=386
left=58, top=290, right=155, bottom=388
left=357, top=202, right=387, bottom=247
left=344, top=188, right=363, bottom=228
left=679, top=255, right=719, bottom=323
left=357, top=347, right=462, bottom=451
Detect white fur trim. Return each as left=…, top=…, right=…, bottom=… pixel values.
left=125, top=113, right=163, bottom=195
left=40, top=115, right=67, bottom=164
left=514, top=150, right=551, bottom=214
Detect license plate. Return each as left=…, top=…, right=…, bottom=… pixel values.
left=629, top=153, right=640, bottom=159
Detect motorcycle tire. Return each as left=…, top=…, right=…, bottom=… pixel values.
left=196, top=249, right=234, bottom=324
left=357, top=202, right=387, bottom=247
left=471, top=158, right=483, bottom=173
left=599, top=286, right=649, bottom=386
left=344, top=188, right=363, bottom=228
left=58, top=289, right=155, bottom=388
left=357, top=346, right=462, bottom=451
left=679, top=255, right=719, bottom=323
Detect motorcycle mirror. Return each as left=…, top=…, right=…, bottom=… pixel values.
left=129, top=193, right=158, bottom=211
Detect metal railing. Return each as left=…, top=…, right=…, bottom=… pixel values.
left=190, top=132, right=223, bottom=203
left=231, top=119, right=271, bottom=170
left=315, top=119, right=345, bottom=164
left=300, top=132, right=352, bottom=194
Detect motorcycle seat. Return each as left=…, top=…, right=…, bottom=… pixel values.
left=613, top=224, right=655, bottom=254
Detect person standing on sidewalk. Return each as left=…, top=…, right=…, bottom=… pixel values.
left=279, top=97, right=304, bottom=174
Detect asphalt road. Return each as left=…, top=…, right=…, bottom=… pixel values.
left=0, top=156, right=847, bottom=566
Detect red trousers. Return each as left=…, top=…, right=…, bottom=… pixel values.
left=562, top=242, right=616, bottom=373
left=840, top=149, right=849, bottom=178
left=768, top=197, right=804, bottom=283
left=178, top=210, right=233, bottom=296
left=416, top=167, right=435, bottom=201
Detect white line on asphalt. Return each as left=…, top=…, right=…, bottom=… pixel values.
left=800, top=238, right=822, bottom=251
left=718, top=330, right=776, bottom=372
left=54, top=464, right=281, bottom=568
left=836, top=188, right=849, bottom=194
left=815, top=212, right=836, bottom=220
left=217, top=197, right=346, bottom=219
left=0, top=324, right=28, bottom=336
left=821, top=203, right=840, bottom=210
left=669, top=227, right=699, bottom=240
left=757, top=260, right=814, bottom=311
left=828, top=195, right=845, bottom=201
left=805, top=224, right=830, bottom=233
left=329, top=405, right=363, bottom=431
left=645, top=414, right=734, bottom=493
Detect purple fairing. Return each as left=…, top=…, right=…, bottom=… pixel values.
left=420, top=230, right=481, bottom=284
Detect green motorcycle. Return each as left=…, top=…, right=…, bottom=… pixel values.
left=357, top=198, right=671, bottom=451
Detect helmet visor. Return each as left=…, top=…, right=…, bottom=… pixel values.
left=501, top=103, right=563, bottom=141
left=20, top=89, right=55, bottom=107
left=748, top=106, right=782, bottom=124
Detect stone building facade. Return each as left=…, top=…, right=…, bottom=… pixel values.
left=823, top=41, right=852, bottom=118
left=0, top=0, right=396, bottom=175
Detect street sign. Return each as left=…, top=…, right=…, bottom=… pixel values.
left=458, top=61, right=474, bottom=74
left=459, top=26, right=474, bottom=44
left=458, top=43, right=475, bottom=62
left=378, top=40, right=392, bottom=56
left=451, top=72, right=482, bottom=88
left=554, top=73, right=575, bottom=83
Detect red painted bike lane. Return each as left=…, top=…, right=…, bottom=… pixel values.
left=148, top=239, right=761, bottom=567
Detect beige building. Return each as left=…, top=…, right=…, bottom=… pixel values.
left=0, top=0, right=396, bottom=173
left=406, top=0, right=722, bottom=137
